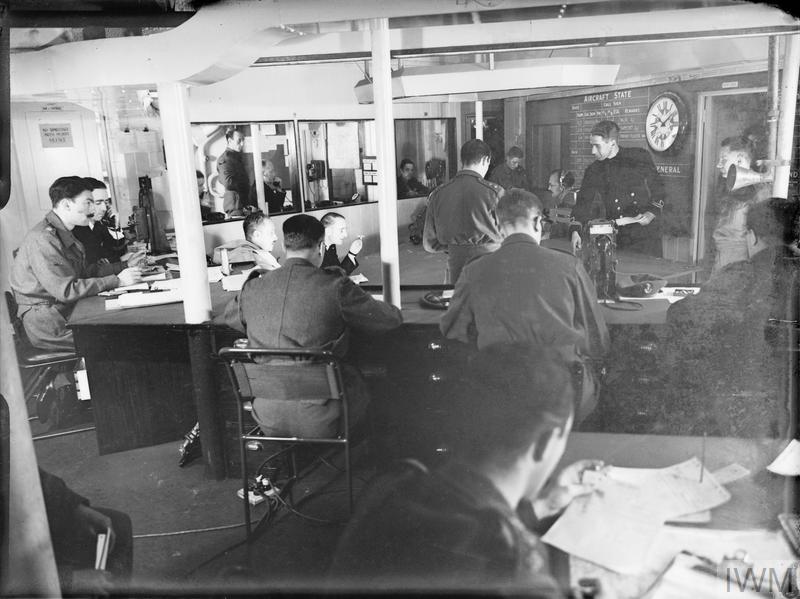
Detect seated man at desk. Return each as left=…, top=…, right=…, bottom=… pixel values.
left=222, top=214, right=402, bottom=437
left=320, top=212, right=363, bottom=275
left=10, top=176, right=144, bottom=351
left=661, top=197, right=799, bottom=437
left=440, top=189, right=609, bottom=422
left=397, top=158, right=430, bottom=198
left=330, top=344, right=601, bottom=594
left=212, top=210, right=280, bottom=270
left=72, top=177, right=128, bottom=266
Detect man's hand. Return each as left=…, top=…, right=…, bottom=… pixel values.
left=638, top=211, right=655, bottom=226
left=532, top=459, right=607, bottom=519
left=69, top=569, right=115, bottom=596
left=571, top=231, right=582, bottom=254
left=117, top=267, right=143, bottom=287
left=348, top=236, right=364, bottom=256
left=122, top=250, right=148, bottom=268
left=74, top=504, right=116, bottom=550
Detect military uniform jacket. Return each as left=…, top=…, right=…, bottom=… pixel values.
left=488, top=163, right=530, bottom=191
left=440, top=233, right=610, bottom=365
left=570, top=147, right=665, bottom=232
left=221, top=257, right=401, bottom=359
left=10, top=211, right=123, bottom=316
left=422, top=169, right=503, bottom=252
left=217, top=148, right=251, bottom=213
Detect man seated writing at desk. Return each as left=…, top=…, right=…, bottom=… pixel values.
left=440, top=189, right=609, bottom=422
left=222, top=214, right=402, bottom=438
left=661, top=197, right=799, bottom=437
left=10, top=176, right=144, bottom=351
left=330, top=344, right=602, bottom=595
left=212, top=210, right=281, bottom=271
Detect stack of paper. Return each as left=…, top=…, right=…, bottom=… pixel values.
left=543, top=458, right=731, bottom=574
left=767, top=439, right=800, bottom=476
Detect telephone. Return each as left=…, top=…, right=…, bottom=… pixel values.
left=583, top=219, right=617, bottom=302
left=306, top=160, right=326, bottom=181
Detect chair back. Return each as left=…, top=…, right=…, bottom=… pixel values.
left=4, top=291, right=28, bottom=351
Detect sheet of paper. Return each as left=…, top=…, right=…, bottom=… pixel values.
left=141, top=272, right=167, bottom=282
left=222, top=273, right=247, bottom=292
left=207, top=266, right=223, bottom=283
left=99, top=282, right=150, bottom=296
left=667, top=510, right=711, bottom=524
left=113, top=289, right=183, bottom=309
left=711, top=463, right=751, bottom=485
left=94, top=531, right=110, bottom=570
left=767, top=439, right=800, bottom=476
left=349, top=273, right=368, bottom=284
left=649, top=553, right=764, bottom=599
left=543, top=479, right=664, bottom=574
left=150, top=278, right=181, bottom=291
left=166, top=262, right=180, bottom=271
left=152, top=252, right=178, bottom=261
left=371, top=294, right=384, bottom=301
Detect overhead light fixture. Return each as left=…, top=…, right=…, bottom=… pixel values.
left=354, top=57, right=619, bottom=104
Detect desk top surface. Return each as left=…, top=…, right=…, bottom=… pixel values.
left=68, top=280, right=671, bottom=329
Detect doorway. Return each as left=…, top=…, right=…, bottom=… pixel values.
left=692, top=88, right=767, bottom=268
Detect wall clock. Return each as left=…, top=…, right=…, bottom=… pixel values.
left=645, top=91, right=688, bottom=153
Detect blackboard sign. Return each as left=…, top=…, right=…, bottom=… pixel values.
left=569, top=88, right=650, bottom=185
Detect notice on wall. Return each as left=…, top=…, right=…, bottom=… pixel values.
left=39, top=123, right=74, bottom=148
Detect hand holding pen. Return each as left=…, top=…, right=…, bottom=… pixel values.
left=533, top=459, right=609, bottom=518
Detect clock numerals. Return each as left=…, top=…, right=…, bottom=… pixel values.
left=645, top=93, right=686, bottom=152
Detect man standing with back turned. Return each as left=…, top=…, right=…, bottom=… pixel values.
left=441, top=189, right=609, bottom=422
left=423, top=139, right=504, bottom=284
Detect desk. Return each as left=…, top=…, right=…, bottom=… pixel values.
left=555, top=433, right=793, bottom=598
left=67, top=280, right=675, bottom=474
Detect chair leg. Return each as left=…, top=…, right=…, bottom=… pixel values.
left=345, top=440, right=353, bottom=514
left=239, top=408, right=251, bottom=544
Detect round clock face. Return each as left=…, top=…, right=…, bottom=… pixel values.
left=645, top=92, right=687, bottom=152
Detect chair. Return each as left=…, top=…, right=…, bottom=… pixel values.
left=4, top=291, right=79, bottom=409
left=219, top=345, right=353, bottom=542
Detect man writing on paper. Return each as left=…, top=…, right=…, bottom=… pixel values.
left=570, top=120, right=665, bottom=257
left=423, top=139, right=504, bottom=284
left=440, top=189, right=609, bottom=422
left=330, top=344, right=603, bottom=594
left=10, top=176, right=144, bottom=351
left=222, top=214, right=402, bottom=438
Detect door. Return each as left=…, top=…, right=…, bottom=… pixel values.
left=693, top=89, right=767, bottom=267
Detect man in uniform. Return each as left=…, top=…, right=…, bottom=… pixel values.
left=222, top=214, right=401, bottom=438
left=441, top=189, right=609, bottom=422
left=423, top=139, right=504, bottom=284
left=320, top=212, right=363, bottom=276
left=10, top=176, right=144, bottom=351
left=217, top=128, right=253, bottom=216
left=72, top=177, right=128, bottom=265
left=570, top=120, right=665, bottom=256
left=488, top=146, right=530, bottom=191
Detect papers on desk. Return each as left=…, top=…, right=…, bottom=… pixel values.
left=221, top=268, right=257, bottom=292
left=349, top=273, right=369, bottom=284
left=207, top=266, right=223, bottom=283
left=99, top=283, right=149, bottom=296
left=618, top=286, right=700, bottom=304
left=542, top=458, right=731, bottom=574
left=105, top=288, right=183, bottom=310
left=767, top=439, right=800, bottom=476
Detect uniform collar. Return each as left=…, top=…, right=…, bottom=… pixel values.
left=282, top=256, right=316, bottom=267
left=501, top=232, right=539, bottom=246
left=45, top=211, right=82, bottom=251
left=455, top=169, right=484, bottom=179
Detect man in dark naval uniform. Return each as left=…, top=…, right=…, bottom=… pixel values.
left=10, top=176, right=144, bottom=351
left=570, top=120, right=665, bottom=256
left=217, top=128, right=253, bottom=216
left=423, top=139, right=504, bottom=284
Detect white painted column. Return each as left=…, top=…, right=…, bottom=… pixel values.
left=157, top=81, right=212, bottom=323
left=475, top=100, right=484, bottom=140
left=370, top=17, right=401, bottom=308
left=250, top=123, right=266, bottom=212
left=773, top=34, right=800, bottom=198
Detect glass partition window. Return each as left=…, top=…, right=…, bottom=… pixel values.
left=395, top=118, right=456, bottom=198
left=191, top=121, right=301, bottom=221
left=298, top=120, right=375, bottom=211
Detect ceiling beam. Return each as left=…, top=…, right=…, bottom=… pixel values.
left=7, top=10, right=194, bottom=28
